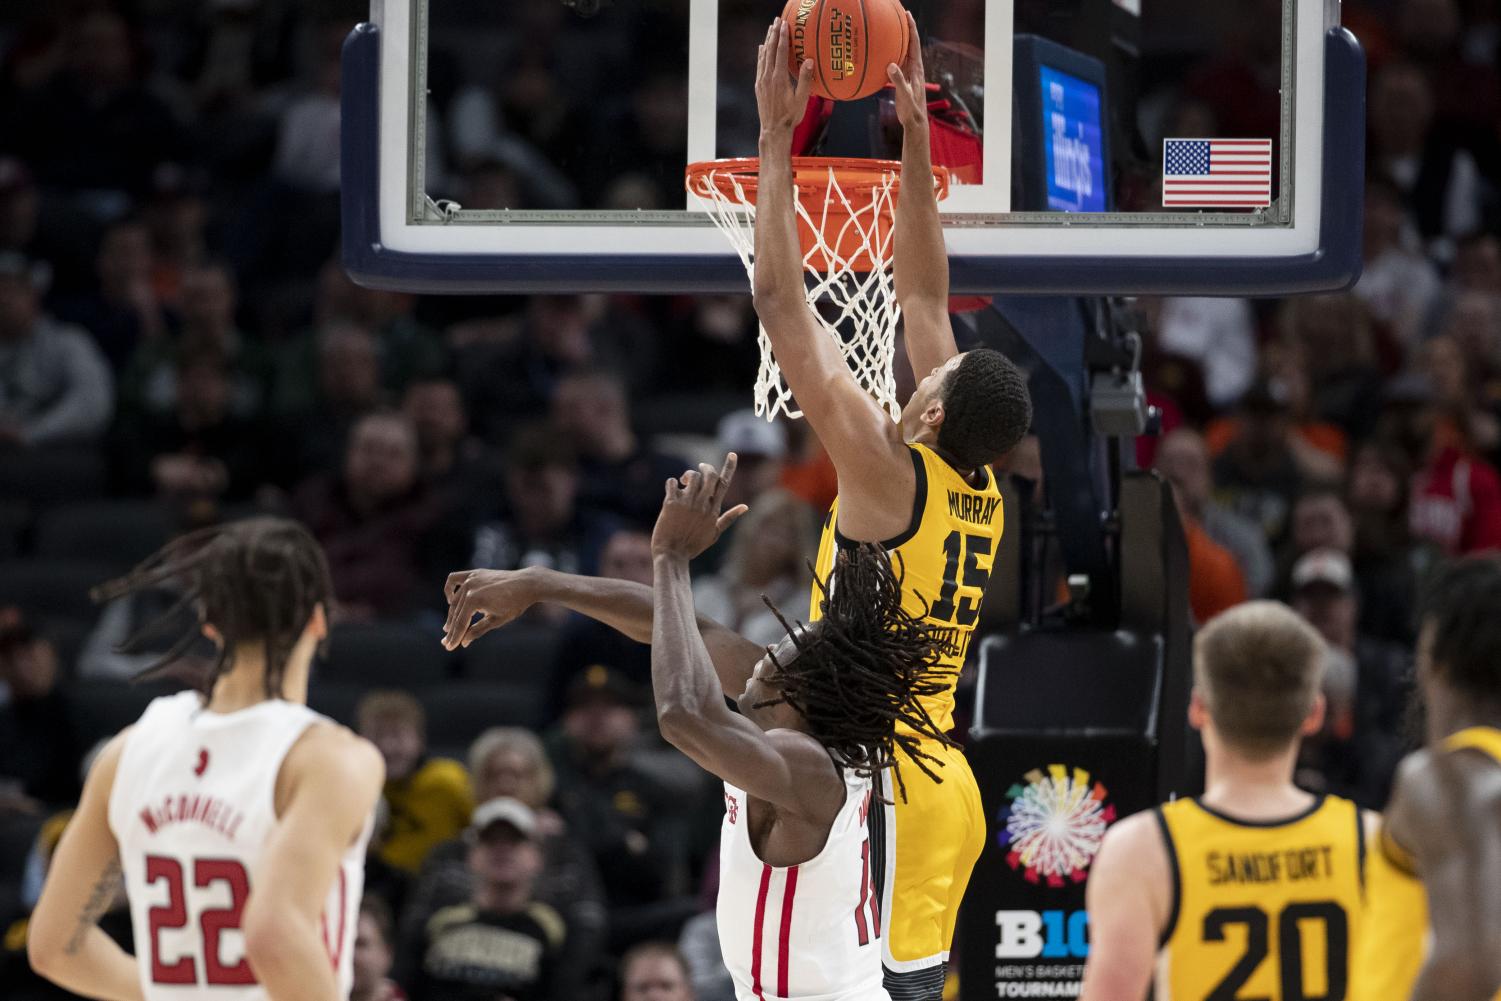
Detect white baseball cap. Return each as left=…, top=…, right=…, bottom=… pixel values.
left=469, top=797, right=539, bottom=840
left=1291, top=548, right=1354, bottom=594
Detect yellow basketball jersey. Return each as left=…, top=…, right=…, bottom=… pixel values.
left=811, top=443, right=1003, bottom=736
left=1155, top=795, right=1365, bottom=1001
left=1352, top=726, right=1501, bottom=1001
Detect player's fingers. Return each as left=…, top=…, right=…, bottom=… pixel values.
left=442, top=594, right=476, bottom=650
left=718, top=451, right=739, bottom=488
left=794, top=59, right=815, bottom=109
left=716, top=504, right=750, bottom=533
left=462, top=613, right=506, bottom=649
left=907, top=12, right=924, bottom=71
left=444, top=571, right=471, bottom=603
left=775, top=20, right=792, bottom=81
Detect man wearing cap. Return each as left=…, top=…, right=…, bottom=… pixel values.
left=410, top=796, right=564, bottom=1001
left=0, top=252, right=113, bottom=449
left=1289, top=547, right=1409, bottom=807
left=549, top=664, right=690, bottom=949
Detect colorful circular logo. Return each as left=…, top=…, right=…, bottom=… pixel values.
left=998, top=764, right=1116, bottom=888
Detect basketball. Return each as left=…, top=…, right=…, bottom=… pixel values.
left=782, top=0, right=911, bottom=102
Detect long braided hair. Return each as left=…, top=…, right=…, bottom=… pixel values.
left=758, top=543, right=958, bottom=801
left=91, top=517, right=333, bottom=699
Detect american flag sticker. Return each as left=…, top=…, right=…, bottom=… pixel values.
left=1162, top=138, right=1273, bottom=208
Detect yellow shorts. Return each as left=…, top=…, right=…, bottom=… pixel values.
left=872, top=737, right=986, bottom=993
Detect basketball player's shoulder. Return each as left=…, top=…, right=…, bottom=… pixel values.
left=1389, top=743, right=1501, bottom=849
left=282, top=720, right=385, bottom=793
left=1086, top=807, right=1175, bottom=935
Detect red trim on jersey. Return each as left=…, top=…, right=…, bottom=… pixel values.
left=750, top=864, right=773, bottom=1000
left=777, top=866, right=799, bottom=997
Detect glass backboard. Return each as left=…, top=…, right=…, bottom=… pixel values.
left=341, top=0, right=1365, bottom=295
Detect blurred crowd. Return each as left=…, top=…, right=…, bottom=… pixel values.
left=0, top=0, right=1499, bottom=998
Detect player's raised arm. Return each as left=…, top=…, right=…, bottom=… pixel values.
left=27, top=732, right=143, bottom=1001
left=1390, top=750, right=1501, bottom=1001
left=648, top=461, right=840, bottom=818
left=241, top=726, right=384, bottom=1001
left=888, top=14, right=959, bottom=379
left=752, top=19, right=914, bottom=528
left=1077, top=811, right=1174, bottom=1001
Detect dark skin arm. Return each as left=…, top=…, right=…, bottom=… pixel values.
left=888, top=14, right=960, bottom=381
left=1388, top=747, right=1501, bottom=1001
left=752, top=19, right=915, bottom=543
left=441, top=459, right=765, bottom=699
left=650, top=458, right=843, bottom=832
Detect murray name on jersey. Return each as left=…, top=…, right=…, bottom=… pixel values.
left=947, top=490, right=1001, bottom=527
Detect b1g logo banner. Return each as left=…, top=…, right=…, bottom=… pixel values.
left=959, top=736, right=1158, bottom=1001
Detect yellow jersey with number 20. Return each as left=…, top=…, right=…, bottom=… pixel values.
left=810, top=442, right=1003, bottom=736
left=1154, top=795, right=1365, bottom=1001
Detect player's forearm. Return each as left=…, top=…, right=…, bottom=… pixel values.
left=894, top=120, right=956, bottom=373
left=1411, top=949, right=1501, bottom=1001
left=28, top=927, right=143, bottom=1001
left=244, top=910, right=341, bottom=1001
left=752, top=130, right=806, bottom=312
left=651, top=556, right=732, bottom=738
left=531, top=567, right=759, bottom=694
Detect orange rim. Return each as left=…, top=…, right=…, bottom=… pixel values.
left=685, top=156, right=951, bottom=204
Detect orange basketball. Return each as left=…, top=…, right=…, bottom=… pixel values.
left=782, top=0, right=911, bottom=102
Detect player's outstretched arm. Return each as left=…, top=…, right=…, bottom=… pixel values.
left=650, top=463, right=840, bottom=819
left=888, top=13, right=958, bottom=380
left=1078, top=811, right=1173, bottom=1001
left=242, top=726, right=384, bottom=1001
left=28, top=732, right=144, bottom=1001
left=752, top=19, right=914, bottom=539
left=1391, top=750, right=1501, bottom=1001
left=442, top=457, right=764, bottom=698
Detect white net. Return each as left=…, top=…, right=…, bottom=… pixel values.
left=687, top=160, right=903, bottom=422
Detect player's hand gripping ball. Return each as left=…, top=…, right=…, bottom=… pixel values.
left=781, top=0, right=911, bottom=101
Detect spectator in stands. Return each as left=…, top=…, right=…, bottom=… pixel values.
left=1279, top=293, right=1384, bottom=441
left=1165, top=467, right=1247, bottom=626
left=401, top=728, right=606, bottom=997
left=271, top=20, right=342, bottom=196
left=1277, top=488, right=1357, bottom=594
left=470, top=423, right=620, bottom=582
left=351, top=896, right=406, bottom=1001
left=1452, top=231, right=1501, bottom=296
left=402, top=376, right=502, bottom=509
left=408, top=798, right=566, bottom=1001
left=1355, top=175, right=1442, bottom=353
left=118, top=262, right=269, bottom=421
left=677, top=909, right=733, bottom=1001
left=1346, top=439, right=1424, bottom=644
left=1420, top=334, right=1500, bottom=459
left=550, top=666, right=693, bottom=950
left=620, top=942, right=696, bottom=1001
left=294, top=411, right=451, bottom=619
left=1369, top=60, right=1491, bottom=260
left=1287, top=549, right=1409, bottom=807
left=699, top=410, right=791, bottom=571
left=1408, top=405, right=1501, bottom=554
left=552, top=369, right=686, bottom=525
left=551, top=528, right=656, bottom=716
left=111, top=354, right=267, bottom=502
left=273, top=321, right=385, bottom=482
left=0, top=252, right=113, bottom=449
left=0, top=609, right=83, bottom=812
left=357, top=690, right=475, bottom=875
left=54, top=217, right=167, bottom=371
left=691, top=490, right=818, bottom=646
left=1155, top=428, right=1274, bottom=597
left=7, top=7, right=184, bottom=200
left=1146, top=295, right=1257, bottom=411
left=307, top=259, right=445, bottom=399
left=1211, top=381, right=1313, bottom=545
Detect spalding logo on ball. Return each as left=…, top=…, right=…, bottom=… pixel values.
left=782, top=0, right=911, bottom=102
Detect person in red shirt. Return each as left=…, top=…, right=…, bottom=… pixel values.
left=1409, top=410, right=1501, bottom=555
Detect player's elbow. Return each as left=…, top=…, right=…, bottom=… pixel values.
left=751, top=280, right=800, bottom=320
left=26, top=920, right=65, bottom=980
left=241, top=894, right=300, bottom=973
left=655, top=703, right=702, bottom=750
left=1425, top=944, right=1501, bottom=1000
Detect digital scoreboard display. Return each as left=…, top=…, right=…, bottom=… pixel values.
left=1039, top=65, right=1107, bottom=213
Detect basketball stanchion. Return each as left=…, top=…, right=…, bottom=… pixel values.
left=686, top=157, right=949, bottom=422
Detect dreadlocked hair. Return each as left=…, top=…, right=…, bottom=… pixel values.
left=759, top=543, right=958, bottom=802
left=91, top=517, right=333, bottom=700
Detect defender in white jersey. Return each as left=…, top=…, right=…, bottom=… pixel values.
left=28, top=518, right=384, bottom=1001
left=587, top=455, right=960, bottom=1001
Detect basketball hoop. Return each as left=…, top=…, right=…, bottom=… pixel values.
left=686, top=157, right=949, bottom=422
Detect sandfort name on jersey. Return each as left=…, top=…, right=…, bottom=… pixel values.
left=1205, top=843, right=1336, bottom=886
left=137, top=792, right=247, bottom=841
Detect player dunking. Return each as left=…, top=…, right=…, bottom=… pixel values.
left=1080, top=602, right=1372, bottom=1001
left=27, top=518, right=384, bottom=1001
left=443, top=453, right=958, bottom=1000
left=1353, top=556, right=1501, bottom=1001
left=754, top=18, right=1031, bottom=996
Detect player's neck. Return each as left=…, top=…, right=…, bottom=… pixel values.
left=205, top=647, right=310, bottom=713
left=1200, top=743, right=1312, bottom=820
left=1427, top=687, right=1501, bottom=745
